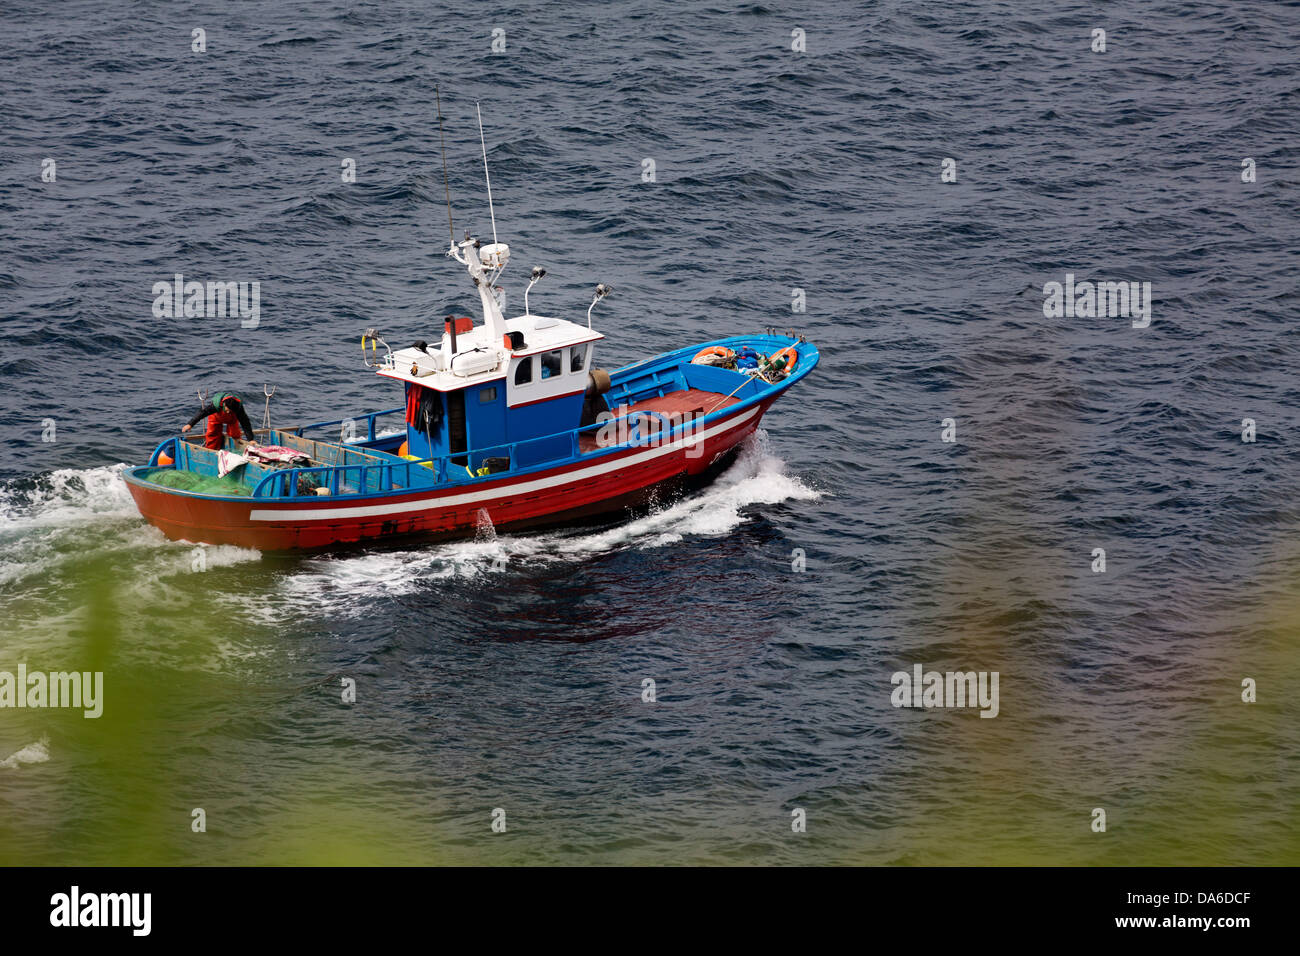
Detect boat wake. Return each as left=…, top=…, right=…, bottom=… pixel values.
left=273, top=430, right=819, bottom=614
left=0, top=464, right=261, bottom=602
left=0, top=464, right=137, bottom=532
left=1, top=435, right=819, bottom=630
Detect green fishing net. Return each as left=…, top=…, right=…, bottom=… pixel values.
left=143, top=468, right=252, bottom=497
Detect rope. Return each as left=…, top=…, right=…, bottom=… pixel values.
left=704, top=370, right=761, bottom=414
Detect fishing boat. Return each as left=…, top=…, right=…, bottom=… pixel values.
left=123, top=112, right=819, bottom=551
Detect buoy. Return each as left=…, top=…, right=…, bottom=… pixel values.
left=398, top=439, right=408, bottom=457
left=158, top=451, right=174, bottom=466
left=692, top=345, right=735, bottom=367
left=770, top=345, right=799, bottom=373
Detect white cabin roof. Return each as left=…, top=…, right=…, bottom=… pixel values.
left=377, top=313, right=604, bottom=391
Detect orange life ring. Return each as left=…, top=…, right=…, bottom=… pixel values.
left=769, top=345, right=799, bottom=373
left=691, top=345, right=735, bottom=365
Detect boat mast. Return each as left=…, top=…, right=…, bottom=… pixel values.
left=436, top=84, right=455, bottom=247
left=476, top=103, right=498, bottom=247
left=447, top=102, right=510, bottom=344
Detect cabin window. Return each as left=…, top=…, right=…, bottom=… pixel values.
left=514, top=357, right=533, bottom=386
left=570, top=345, right=586, bottom=373
left=479, top=386, right=498, bottom=403
left=541, top=350, right=562, bottom=380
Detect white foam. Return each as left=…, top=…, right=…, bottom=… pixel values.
left=163, top=542, right=262, bottom=571
left=0, top=464, right=136, bottom=531
left=3, top=437, right=818, bottom=622
left=0, top=465, right=260, bottom=599
left=0, top=735, right=50, bottom=770
left=565, top=430, right=819, bottom=549
left=0, top=465, right=142, bottom=591
left=266, top=431, right=819, bottom=615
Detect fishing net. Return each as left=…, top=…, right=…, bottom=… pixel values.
left=143, top=468, right=252, bottom=497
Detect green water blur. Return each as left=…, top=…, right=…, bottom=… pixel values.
left=1, top=543, right=428, bottom=865
left=2, top=515, right=1296, bottom=866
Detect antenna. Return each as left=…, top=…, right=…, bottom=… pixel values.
left=435, top=85, right=455, bottom=247
left=476, top=102, right=498, bottom=246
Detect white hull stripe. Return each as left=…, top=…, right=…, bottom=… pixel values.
left=249, top=405, right=760, bottom=522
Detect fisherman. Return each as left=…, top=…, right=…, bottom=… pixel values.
left=183, top=392, right=257, bottom=450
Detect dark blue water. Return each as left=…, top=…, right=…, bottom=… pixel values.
left=1, top=1, right=1297, bottom=864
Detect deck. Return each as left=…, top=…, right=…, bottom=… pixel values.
left=168, top=386, right=741, bottom=490
left=578, top=388, right=738, bottom=453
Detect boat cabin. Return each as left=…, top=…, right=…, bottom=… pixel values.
left=375, top=237, right=604, bottom=473
left=379, top=313, right=602, bottom=471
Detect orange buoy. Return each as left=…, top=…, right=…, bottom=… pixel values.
left=157, top=451, right=174, bottom=466
left=770, top=345, right=799, bottom=373
left=397, top=439, right=409, bottom=458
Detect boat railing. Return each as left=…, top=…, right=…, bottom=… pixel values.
left=147, top=341, right=807, bottom=502
left=249, top=408, right=697, bottom=500
left=292, top=406, right=406, bottom=443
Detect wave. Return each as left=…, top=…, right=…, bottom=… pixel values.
left=0, top=465, right=136, bottom=530
left=269, top=430, right=820, bottom=616
left=0, top=465, right=261, bottom=596
left=0, top=436, right=818, bottom=632
left=0, top=736, right=50, bottom=771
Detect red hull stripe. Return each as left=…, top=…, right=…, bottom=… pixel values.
left=249, top=405, right=760, bottom=522
left=508, top=388, right=584, bottom=409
